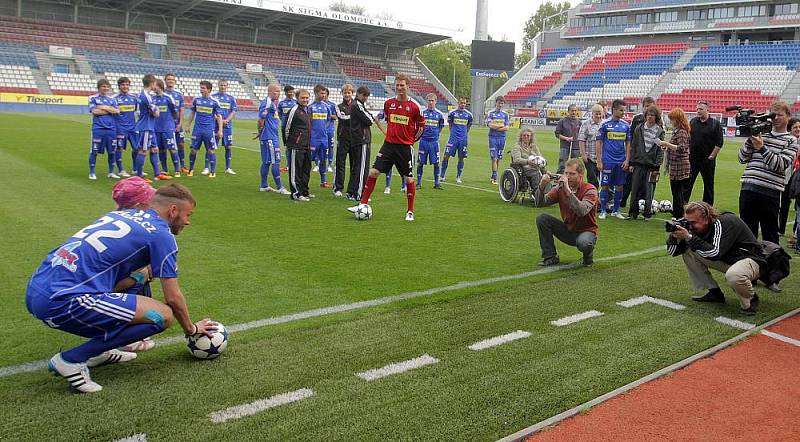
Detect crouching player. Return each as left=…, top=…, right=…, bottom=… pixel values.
left=26, top=184, right=217, bottom=393
left=187, top=81, right=223, bottom=178
left=258, top=83, right=290, bottom=194
left=153, top=79, right=181, bottom=177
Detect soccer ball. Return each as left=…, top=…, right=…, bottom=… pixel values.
left=638, top=199, right=646, bottom=212
left=187, top=321, right=228, bottom=359
left=354, top=203, right=372, bottom=221
left=533, top=156, right=547, bottom=168
left=651, top=200, right=660, bottom=213
left=660, top=200, right=673, bottom=213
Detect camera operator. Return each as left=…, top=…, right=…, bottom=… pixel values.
left=738, top=101, right=798, bottom=244
left=535, top=158, right=598, bottom=267
left=687, top=101, right=723, bottom=205
left=666, top=202, right=765, bottom=316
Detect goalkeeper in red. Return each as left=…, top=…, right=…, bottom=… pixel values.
left=348, top=74, right=424, bottom=221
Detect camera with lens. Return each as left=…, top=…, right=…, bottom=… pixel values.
left=549, top=173, right=562, bottom=181
left=725, top=105, right=774, bottom=137
left=665, top=218, right=689, bottom=233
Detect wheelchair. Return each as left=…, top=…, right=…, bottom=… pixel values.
left=499, top=164, right=543, bottom=205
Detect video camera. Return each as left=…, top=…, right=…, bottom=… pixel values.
left=725, top=105, right=775, bottom=137
left=664, top=218, right=689, bottom=233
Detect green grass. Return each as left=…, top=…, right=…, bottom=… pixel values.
left=0, top=112, right=797, bottom=441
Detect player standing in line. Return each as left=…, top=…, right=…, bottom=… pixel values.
left=187, top=81, right=223, bottom=178
left=309, top=84, right=332, bottom=187
left=283, top=89, right=313, bottom=201
left=417, top=93, right=445, bottom=190
left=440, top=97, right=473, bottom=184
left=257, top=83, right=290, bottom=194
left=163, top=73, right=188, bottom=174
left=595, top=99, right=631, bottom=220
left=486, top=96, right=510, bottom=185
left=333, top=83, right=354, bottom=198
left=134, top=75, right=171, bottom=181
left=152, top=79, right=181, bottom=177
left=348, top=86, right=380, bottom=200
left=277, top=85, right=297, bottom=171
left=324, top=87, right=337, bottom=173
left=211, top=79, right=238, bottom=175
left=113, top=77, right=136, bottom=178
left=348, top=74, right=425, bottom=221
left=26, top=184, right=217, bottom=393
left=88, top=79, right=120, bottom=180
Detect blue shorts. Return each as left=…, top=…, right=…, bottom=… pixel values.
left=116, top=130, right=137, bottom=150
left=489, top=137, right=506, bottom=160
left=91, top=129, right=116, bottom=155
left=310, top=139, right=328, bottom=162
left=175, top=130, right=185, bottom=145
left=600, top=163, right=626, bottom=187
left=135, top=130, right=157, bottom=151
left=260, top=138, right=281, bottom=164
left=26, top=286, right=137, bottom=340
left=156, top=132, right=176, bottom=150
left=418, top=139, right=440, bottom=165
left=445, top=139, right=468, bottom=158
left=327, top=130, right=335, bottom=157
left=217, top=126, right=233, bottom=146
left=192, top=131, right=218, bottom=151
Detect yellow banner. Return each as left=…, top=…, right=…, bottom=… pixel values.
left=0, top=93, right=89, bottom=106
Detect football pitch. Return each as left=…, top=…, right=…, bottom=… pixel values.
left=1, top=112, right=798, bottom=441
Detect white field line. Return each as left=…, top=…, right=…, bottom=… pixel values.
left=761, top=330, right=800, bottom=347
left=355, top=354, right=439, bottom=381
left=617, top=295, right=685, bottom=310
left=715, top=316, right=756, bottom=330
left=114, top=434, right=147, bottom=442
left=0, top=246, right=664, bottom=378
left=468, top=330, right=532, bottom=351
left=209, top=388, right=314, bottom=424
left=550, top=310, right=604, bottom=327
left=616, top=296, right=651, bottom=308
left=422, top=178, right=498, bottom=193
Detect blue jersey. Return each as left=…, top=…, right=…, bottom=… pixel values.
left=164, top=88, right=184, bottom=127
left=28, top=209, right=178, bottom=297
left=259, top=97, right=281, bottom=142
left=89, top=94, right=118, bottom=132
left=376, top=111, right=386, bottom=122
left=153, top=94, right=178, bottom=133
left=486, top=109, right=510, bottom=139
left=447, top=109, right=473, bottom=142
left=596, top=118, right=631, bottom=164
left=277, top=98, right=296, bottom=127
left=134, top=90, right=158, bottom=132
left=325, top=100, right=337, bottom=132
left=211, top=92, right=237, bottom=130
left=191, top=96, right=221, bottom=134
left=309, top=101, right=331, bottom=141
left=421, top=108, right=445, bottom=141
left=113, top=93, right=137, bottom=132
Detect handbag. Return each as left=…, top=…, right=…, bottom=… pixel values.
left=787, top=168, right=800, bottom=199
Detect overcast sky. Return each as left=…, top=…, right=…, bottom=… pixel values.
left=299, top=0, right=547, bottom=54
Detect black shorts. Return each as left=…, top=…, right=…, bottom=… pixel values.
left=373, top=142, right=414, bottom=177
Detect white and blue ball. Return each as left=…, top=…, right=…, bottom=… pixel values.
left=659, top=200, right=673, bottom=213
left=354, top=203, right=373, bottom=221
left=187, top=321, right=228, bottom=360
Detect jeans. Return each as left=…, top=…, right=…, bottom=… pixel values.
left=536, top=213, right=596, bottom=261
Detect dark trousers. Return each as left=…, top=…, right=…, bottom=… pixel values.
left=348, top=143, right=371, bottom=198
left=333, top=139, right=350, bottom=192
left=536, top=213, right=596, bottom=261
left=739, top=189, right=780, bottom=244
left=620, top=170, right=633, bottom=208
left=288, top=149, right=311, bottom=198
left=670, top=178, right=690, bottom=218
left=585, top=159, right=599, bottom=188
left=628, top=165, right=655, bottom=217
left=685, top=159, right=716, bottom=205
left=778, top=190, right=792, bottom=235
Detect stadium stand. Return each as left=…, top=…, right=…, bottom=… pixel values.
left=47, top=72, right=96, bottom=95
left=386, top=58, right=449, bottom=107
left=0, top=16, right=141, bottom=54
left=335, top=55, right=389, bottom=82
left=502, top=47, right=580, bottom=105
left=0, top=65, right=37, bottom=93
left=171, top=35, right=307, bottom=69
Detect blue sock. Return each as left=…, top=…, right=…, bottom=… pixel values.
left=600, top=186, right=609, bottom=213
left=204, top=152, right=210, bottom=170
left=61, top=322, right=164, bottom=363
left=225, top=147, right=232, bottom=170
left=106, top=153, right=115, bottom=174
left=115, top=149, right=124, bottom=173
left=260, top=163, right=269, bottom=188
left=385, top=172, right=392, bottom=188
left=189, top=150, right=197, bottom=171
left=170, top=151, right=179, bottom=174
left=417, top=165, right=423, bottom=184
left=457, top=159, right=464, bottom=178
left=208, top=151, right=217, bottom=174
left=159, top=150, right=168, bottom=171
left=149, top=151, right=161, bottom=176
left=441, top=159, right=449, bottom=178
left=320, top=165, right=327, bottom=184
left=131, top=148, right=137, bottom=166
left=434, top=164, right=441, bottom=185
left=178, top=148, right=186, bottom=168
left=491, top=170, right=497, bottom=180
left=134, top=153, right=146, bottom=176
left=613, top=187, right=623, bottom=213
left=88, top=152, right=97, bottom=175
left=271, top=163, right=283, bottom=189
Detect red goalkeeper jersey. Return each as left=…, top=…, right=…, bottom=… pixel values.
left=383, top=97, right=425, bottom=145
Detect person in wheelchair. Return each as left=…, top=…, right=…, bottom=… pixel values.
left=500, top=128, right=547, bottom=203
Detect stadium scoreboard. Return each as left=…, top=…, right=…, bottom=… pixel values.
left=470, top=40, right=515, bottom=78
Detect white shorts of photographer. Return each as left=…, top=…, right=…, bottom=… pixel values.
left=683, top=250, right=760, bottom=309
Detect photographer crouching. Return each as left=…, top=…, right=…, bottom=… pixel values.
left=666, top=201, right=766, bottom=315
left=535, top=158, right=598, bottom=267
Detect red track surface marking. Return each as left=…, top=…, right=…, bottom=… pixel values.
left=767, top=314, right=800, bottom=341
left=529, top=331, right=800, bottom=441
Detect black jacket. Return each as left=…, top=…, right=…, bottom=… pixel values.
left=349, top=99, right=374, bottom=145
left=629, top=122, right=664, bottom=168
left=282, top=104, right=311, bottom=150
left=666, top=212, right=766, bottom=269
left=336, top=100, right=352, bottom=143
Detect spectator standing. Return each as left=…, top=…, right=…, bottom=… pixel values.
left=659, top=108, right=692, bottom=218
left=686, top=101, right=724, bottom=204
left=555, top=104, right=581, bottom=173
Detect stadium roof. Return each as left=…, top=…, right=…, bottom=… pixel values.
left=90, top=0, right=455, bottom=48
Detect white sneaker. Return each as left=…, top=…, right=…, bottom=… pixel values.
left=225, top=168, right=236, bottom=175
left=347, top=204, right=361, bottom=213
left=259, top=187, right=273, bottom=192
left=598, top=212, right=607, bottom=220
left=276, top=187, right=291, bottom=195
left=312, top=165, right=320, bottom=172
left=307, top=193, right=316, bottom=198
left=141, top=172, right=148, bottom=177
left=201, top=168, right=210, bottom=175
left=333, top=190, right=343, bottom=197
left=405, top=211, right=415, bottom=222
left=384, top=187, right=391, bottom=194
left=48, top=353, right=102, bottom=393
left=327, top=166, right=333, bottom=172
left=107, top=172, right=120, bottom=179
left=456, top=177, right=463, bottom=184
left=88, top=173, right=97, bottom=180
left=440, top=176, right=446, bottom=182
left=119, top=170, right=131, bottom=178
left=86, top=349, right=137, bottom=367
left=293, top=195, right=310, bottom=202
left=612, top=212, right=626, bottom=220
